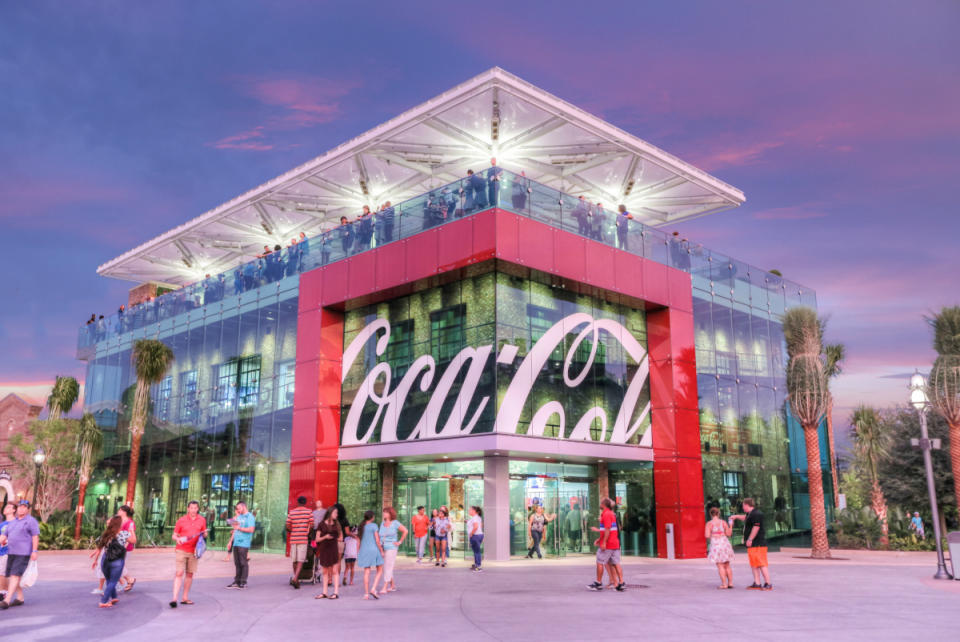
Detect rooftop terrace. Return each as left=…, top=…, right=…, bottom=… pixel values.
left=79, top=167, right=814, bottom=351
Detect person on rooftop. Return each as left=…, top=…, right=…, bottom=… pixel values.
left=487, top=157, right=502, bottom=207
left=616, top=204, right=633, bottom=251
left=337, top=216, right=352, bottom=257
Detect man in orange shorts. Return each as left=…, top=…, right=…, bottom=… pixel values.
left=730, top=498, right=771, bottom=590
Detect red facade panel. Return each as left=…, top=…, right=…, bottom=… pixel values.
left=291, top=209, right=704, bottom=557
left=405, top=229, right=439, bottom=282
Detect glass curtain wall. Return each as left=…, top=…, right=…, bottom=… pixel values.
left=689, top=249, right=831, bottom=544
left=80, top=276, right=299, bottom=551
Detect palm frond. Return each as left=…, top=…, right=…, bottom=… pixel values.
left=927, top=306, right=960, bottom=355
left=132, top=339, right=175, bottom=384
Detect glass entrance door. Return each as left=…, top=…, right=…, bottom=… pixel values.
left=509, top=472, right=562, bottom=558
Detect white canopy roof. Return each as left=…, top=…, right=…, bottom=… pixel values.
left=98, top=67, right=745, bottom=286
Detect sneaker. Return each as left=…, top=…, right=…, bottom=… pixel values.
left=238, top=584, right=248, bottom=589
left=746, top=583, right=762, bottom=590
left=91, top=588, right=103, bottom=595
left=435, top=561, right=440, bottom=567
left=470, top=564, right=476, bottom=570
left=762, top=584, right=773, bottom=591
left=615, top=583, right=626, bottom=592
left=226, top=582, right=240, bottom=589
left=292, top=578, right=301, bottom=589
left=441, top=562, right=447, bottom=567
left=587, top=581, right=603, bottom=591
left=475, top=567, right=483, bottom=572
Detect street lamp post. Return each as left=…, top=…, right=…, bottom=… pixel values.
left=31, top=447, right=45, bottom=518
left=909, top=372, right=952, bottom=580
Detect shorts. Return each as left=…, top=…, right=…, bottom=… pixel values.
left=435, top=535, right=447, bottom=542
left=344, top=557, right=357, bottom=564
left=747, top=546, right=768, bottom=568
left=290, top=543, right=309, bottom=562
left=175, top=549, right=199, bottom=574
left=5, top=554, right=30, bottom=577
left=595, top=548, right=621, bottom=565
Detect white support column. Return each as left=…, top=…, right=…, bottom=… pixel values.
left=483, top=455, right=510, bottom=562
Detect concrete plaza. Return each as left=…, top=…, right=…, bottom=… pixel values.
left=2, top=548, right=957, bottom=641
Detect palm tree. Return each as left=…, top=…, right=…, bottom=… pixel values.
left=125, top=339, right=174, bottom=506
left=823, top=344, right=846, bottom=507
left=74, top=413, right=103, bottom=539
left=927, top=306, right=960, bottom=514
left=851, top=405, right=890, bottom=545
left=783, top=306, right=833, bottom=559
left=47, top=375, right=80, bottom=421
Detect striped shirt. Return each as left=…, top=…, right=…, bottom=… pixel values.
left=285, top=506, right=313, bottom=545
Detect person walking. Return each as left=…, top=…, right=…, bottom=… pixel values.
left=92, top=516, right=132, bottom=608
left=526, top=505, right=554, bottom=559
left=312, top=499, right=327, bottom=529
left=285, top=496, right=313, bottom=589
left=379, top=507, right=408, bottom=593
left=117, top=505, right=137, bottom=593
left=467, top=506, right=484, bottom=572
left=170, top=500, right=207, bottom=608
left=704, top=507, right=735, bottom=589
left=356, top=510, right=384, bottom=600
left=314, top=506, right=343, bottom=600
left=411, top=506, right=430, bottom=563
left=910, top=511, right=925, bottom=539
left=434, top=508, right=452, bottom=567
left=227, top=501, right=255, bottom=589
left=0, top=503, right=15, bottom=601
left=428, top=508, right=440, bottom=562
left=342, top=523, right=359, bottom=585
left=587, top=498, right=625, bottom=592
left=0, top=500, right=39, bottom=609
left=730, top=498, right=771, bottom=591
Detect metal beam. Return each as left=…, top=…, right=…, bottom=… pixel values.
left=423, top=117, right=491, bottom=154
left=304, top=175, right=364, bottom=200
left=498, top=116, right=566, bottom=153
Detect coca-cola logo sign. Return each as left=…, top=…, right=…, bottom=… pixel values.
left=340, top=313, right=651, bottom=446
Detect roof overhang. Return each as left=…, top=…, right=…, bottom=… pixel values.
left=98, top=67, right=745, bottom=286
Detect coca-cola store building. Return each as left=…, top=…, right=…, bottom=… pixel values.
left=78, top=69, right=831, bottom=561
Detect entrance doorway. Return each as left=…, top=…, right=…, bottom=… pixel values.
left=393, top=461, right=484, bottom=559
left=509, top=461, right=597, bottom=558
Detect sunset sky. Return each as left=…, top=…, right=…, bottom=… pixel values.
left=2, top=1, right=958, bottom=435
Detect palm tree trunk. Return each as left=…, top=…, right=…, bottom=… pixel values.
left=870, top=480, right=888, bottom=546
left=950, top=422, right=960, bottom=516
left=803, top=423, right=831, bottom=559
left=826, top=398, right=840, bottom=508
left=75, top=478, right=88, bottom=540
left=124, top=379, right=149, bottom=505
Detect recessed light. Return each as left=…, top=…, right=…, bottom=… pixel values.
left=442, top=456, right=449, bottom=459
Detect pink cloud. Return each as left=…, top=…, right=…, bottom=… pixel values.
left=0, top=177, right=131, bottom=218
left=207, top=126, right=274, bottom=151
left=753, top=204, right=828, bottom=221
left=208, top=75, right=362, bottom=151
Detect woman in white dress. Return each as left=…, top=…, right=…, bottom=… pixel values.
left=704, top=507, right=735, bottom=589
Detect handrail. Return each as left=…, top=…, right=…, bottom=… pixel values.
left=78, top=166, right=812, bottom=350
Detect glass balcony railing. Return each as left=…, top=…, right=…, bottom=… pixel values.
left=78, top=167, right=813, bottom=350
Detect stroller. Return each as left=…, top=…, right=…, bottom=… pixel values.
left=297, top=525, right=319, bottom=584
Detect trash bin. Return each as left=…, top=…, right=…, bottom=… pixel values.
left=947, top=532, right=960, bottom=580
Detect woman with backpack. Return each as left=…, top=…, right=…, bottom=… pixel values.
left=92, top=516, right=133, bottom=608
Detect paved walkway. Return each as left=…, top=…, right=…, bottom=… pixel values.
left=3, top=548, right=957, bottom=641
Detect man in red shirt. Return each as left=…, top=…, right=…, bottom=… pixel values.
left=285, top=496, right=313, bottom=588
left=411, top=506, right=430, bottom=563
left=587, top=498, right=625, bottom=592
left=170, top=500, right=207, bottom=608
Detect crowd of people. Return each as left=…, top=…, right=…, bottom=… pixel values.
left=0, top=492, right=787, bottom=614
